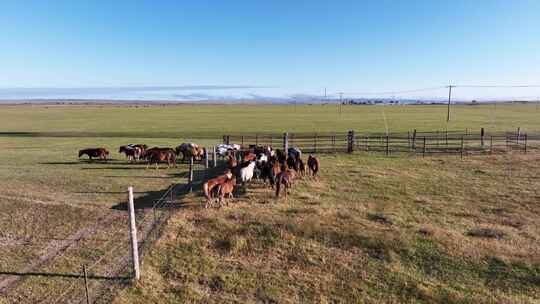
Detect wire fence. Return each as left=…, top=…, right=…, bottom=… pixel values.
left=0, top=156, right=228, bottom=303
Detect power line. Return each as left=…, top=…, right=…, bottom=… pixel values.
left=454, top=84, right=540, bottom=88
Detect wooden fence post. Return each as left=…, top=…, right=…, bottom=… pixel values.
left=283, top=132, right=289, bottom=153
left=480, top=128, right=485, bottom=147
left=332, top=134, right=336, bottom=153
left=241, top=135, right=244, bottom=146
left=412, top=129, right=417, bottom=150
left=226, top=135, right=230, bottom=145
left=255, top=134, right=259, bottom=146
left=212, top=146, right=217, bottom=168
left=422, top=137, right=426, bottom=157
left=460, top=136, right=464, bottom=159
left=366, top=135, right=369, bottom=151
left=222, top=135, right=226, bottom=144
left=385, top=135, right=389, bottom=156
left=188, top=157, right=194, bottom=192
left=516, top=127, right=521, bottom=144
left=127, top=186, right=140, bottom=281
left=347, top=130, right=354, bottom=153
left=82, top=265, right=90, bottom=304
left=204, top=148, right=209, bottom=169
left=490, top=136, right=493, bottom=155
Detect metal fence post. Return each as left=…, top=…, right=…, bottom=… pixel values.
left=127, top=186, right=140, bottom=281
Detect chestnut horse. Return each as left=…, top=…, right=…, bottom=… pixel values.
left=145, top=148, right=177, bottom=169
left=203, top=170, right=233, bottom=208
left=79, top=148, right=109, bottom=161
left=216, top=176, right=236, bottom=207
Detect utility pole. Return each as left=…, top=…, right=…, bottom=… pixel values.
left=446, top=85, right=454, bottom=122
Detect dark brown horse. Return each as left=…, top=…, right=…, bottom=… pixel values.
left=307, top=155, right=320, bottom=177
left=78, top=148, right=109, bottom=161
left=145, top=148, right=177, bottom=169
left=119, top=145, right=142, bottom=162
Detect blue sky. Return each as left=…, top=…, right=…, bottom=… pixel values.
left=1, top=0, right=539, bottom=100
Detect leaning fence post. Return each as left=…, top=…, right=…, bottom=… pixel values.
left=283, top=132, right=289, bottom=153
left=188, top=157, right=194, bottom=192
left=212, top=146, right=217, bottom=168
left=82, top=265, right=90, bottom=304
left=347, top=130, right=354, bottom=153
left=127, top=186, right=140, bottom=281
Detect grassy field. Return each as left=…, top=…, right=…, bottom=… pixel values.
left=0, top=104, right=539, bottom=303
left=113, top=153, right=540, bottom=303
left=1, top=103, right=539, bottom=136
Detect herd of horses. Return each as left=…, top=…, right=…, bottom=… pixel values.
left=78, top=143, right=206, bottom=168
left=78, top=142, right=320, bottom=207
left=203, top=145, right=320, bottom=208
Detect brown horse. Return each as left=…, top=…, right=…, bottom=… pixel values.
left=275, top=168, right=295, bottom=198
left=216, top=176, right=236, bottom=207
left=203, top=170, right=233, bottom=208
left=145, top=148, right=177, bottom=169
left=227, top=155, right=238, bottom=170
left=307, top=155, right=320, bottom=177
left=78, top=148, right=109, bottom=161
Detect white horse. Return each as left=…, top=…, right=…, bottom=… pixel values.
left=239, top=161, right=256, bottom=185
